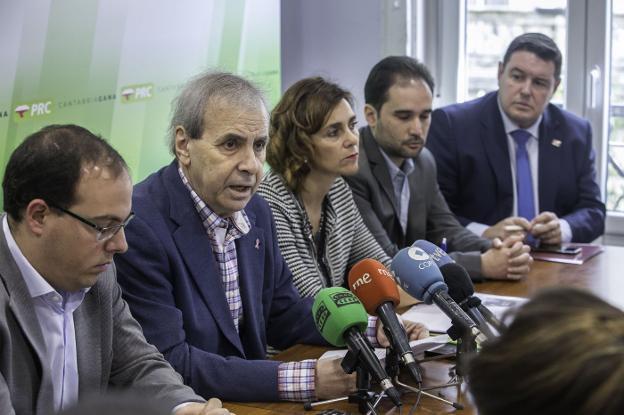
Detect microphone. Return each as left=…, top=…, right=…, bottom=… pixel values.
left=440, top=263, right=497, bottom=338
left=348, top=258, right=423, bottom=385
left=411, top=240, right=503, bottom=335
left=390, top=247, right=486, bottom=344
left=312, top=287, right=402, bottom=406
left=411, top=240, right=494, bottom=337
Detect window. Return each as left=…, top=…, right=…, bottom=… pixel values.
left=465, top=0, right=567, bottom=103
left=606, top=2, right=624, bottom=212
left=419, top=0, right=624, bottom=237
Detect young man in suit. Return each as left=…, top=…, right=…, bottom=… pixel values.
left=427, top=33, right=605, bottom=244
left=0, top=125, right=229, bottom=415
left=345, top=56, right=532, bottom=280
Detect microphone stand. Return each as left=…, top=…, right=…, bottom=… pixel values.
left=384, top=346, right=463, bottom=412
left=304, top=350, right=386, bottom=414
left=446, top=323, right=477, bottom=402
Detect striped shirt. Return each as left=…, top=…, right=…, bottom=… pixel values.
left=257, top=171, right=392, bottom=298
left=179, top=167, right=247, bottom=332
left=259, top=171, right=386, bottom=401
left=179, top=167, right=321, bottom=401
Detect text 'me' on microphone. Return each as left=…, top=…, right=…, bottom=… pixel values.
left=348, top=258, right=423, bottom=385
left=312, top=287, right=401, bottom=406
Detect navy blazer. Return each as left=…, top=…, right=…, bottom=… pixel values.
left=427, top=91, right=605, bottom=243
left=115, top=162, right=325, bottom=402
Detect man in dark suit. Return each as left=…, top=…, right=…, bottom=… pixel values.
left=345, top=56, right=532, bottom=280
left=427, top=33, right=605, bottom=244
left=0, top=125, right=228, bottom=415
left=115, top=72, right=418, bottom=403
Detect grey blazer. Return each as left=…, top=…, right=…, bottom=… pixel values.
left=0, top=216, right=202, bottom=415
left=345, top=127, right=491, bottom=279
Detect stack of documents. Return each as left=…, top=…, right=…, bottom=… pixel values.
left=400, top=293, right=526, bottom=333
left=319, top=334, right=450, bottom=361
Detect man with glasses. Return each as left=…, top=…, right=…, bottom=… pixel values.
left=427, top=32, right=605, bottom=245
left=0, top=124, right=231, bottom=415
left=46, top=202, right=135, bottom=242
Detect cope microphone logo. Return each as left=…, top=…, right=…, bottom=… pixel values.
left=315, top=303, right=330, bottom=331
left=13, top=100, right=54, bottom=122
left=407, top=247, right=435, bottom=269
left=426, top=246, right=447, bottom=263
left=330, top=291, right=359, bottom=308
left=407, top=247, right=429, bottom=261
left=120, top=83, right=154, bottom=103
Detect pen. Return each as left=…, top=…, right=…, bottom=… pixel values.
left=440, top=237, right=447, bottom=253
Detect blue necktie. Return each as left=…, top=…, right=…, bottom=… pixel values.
left=511, top=129, right=535, bottom=221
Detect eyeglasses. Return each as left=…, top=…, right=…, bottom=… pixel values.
left=48, top=203, right=135, bottom=242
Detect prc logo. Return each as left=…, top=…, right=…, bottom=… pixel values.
left=15, top=105, right=29, bottom=118
left=407, top=247, right=430, bottom=261
left=13, top=100, right=54, bottom=122
left=120, top=83, right=153, bottom=103
left=330, top=291, right=359, bottom=308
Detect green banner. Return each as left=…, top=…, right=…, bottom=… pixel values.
left=0, top=0, right=280, bottom=195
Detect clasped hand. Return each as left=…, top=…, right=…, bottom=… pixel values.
left=483, top=211, right=562, bottom=246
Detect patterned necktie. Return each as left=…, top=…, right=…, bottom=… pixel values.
left=511, top=129, right=535, bottom=221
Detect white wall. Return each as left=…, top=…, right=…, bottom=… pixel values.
left=281, top=0, right=407, bottom=115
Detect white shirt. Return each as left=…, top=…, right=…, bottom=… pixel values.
left=3, top=216, right=86, bottom=412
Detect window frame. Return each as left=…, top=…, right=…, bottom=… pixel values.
left=413, top=0, right=619, bottom=239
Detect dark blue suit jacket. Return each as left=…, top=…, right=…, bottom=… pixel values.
left=427, top=91, right=605, bottom=243
left=115, top=161, right=325, bottom=402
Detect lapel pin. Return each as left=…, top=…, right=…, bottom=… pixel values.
left=255, top=238, right=260, bottom=250
left=551, top=139, right=562, bottom=148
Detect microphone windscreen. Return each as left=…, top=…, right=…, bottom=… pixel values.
left=348, top=258, right=400, bottom=314
left=412, top=239, right=454, bottom=267
left=391, top=247, right=446, bottom=304
left=312, top=287, right=368, bottom=347
left=440, top=262, right=475, bottom=302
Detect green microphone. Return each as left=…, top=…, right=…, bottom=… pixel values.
left=313, top=287, right=402, bottom=406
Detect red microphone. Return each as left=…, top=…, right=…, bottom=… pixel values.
left=348, top=259, right=423, bottom=385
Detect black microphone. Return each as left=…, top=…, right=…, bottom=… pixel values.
left=441, top=263, right=497, bottom=339
left=390, top=246, right=486, bottom=344
left=411, top=239, right=504, bottom=336
left=473, top=297, right=505, bottom=333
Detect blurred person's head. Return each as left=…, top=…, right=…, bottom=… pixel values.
left=363, top=56, right=435, bottom=166
left=468, top=287, right=624, bottom=415
left=170, top=71, right=269, bottom=218
left=497, top=32, right=562, bottom=128
left=2, top=124, right=132, bottom=292
left=267, top=76, right=357, bottom=194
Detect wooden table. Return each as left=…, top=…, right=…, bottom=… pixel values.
left=225, top=246, right=624, bottom=414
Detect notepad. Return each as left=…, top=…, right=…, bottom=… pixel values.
left=400, top=293, right=526, bottom=334
left=318, top=334, right=450, bottom=361
left=531, top=243, right=603, bottom=265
